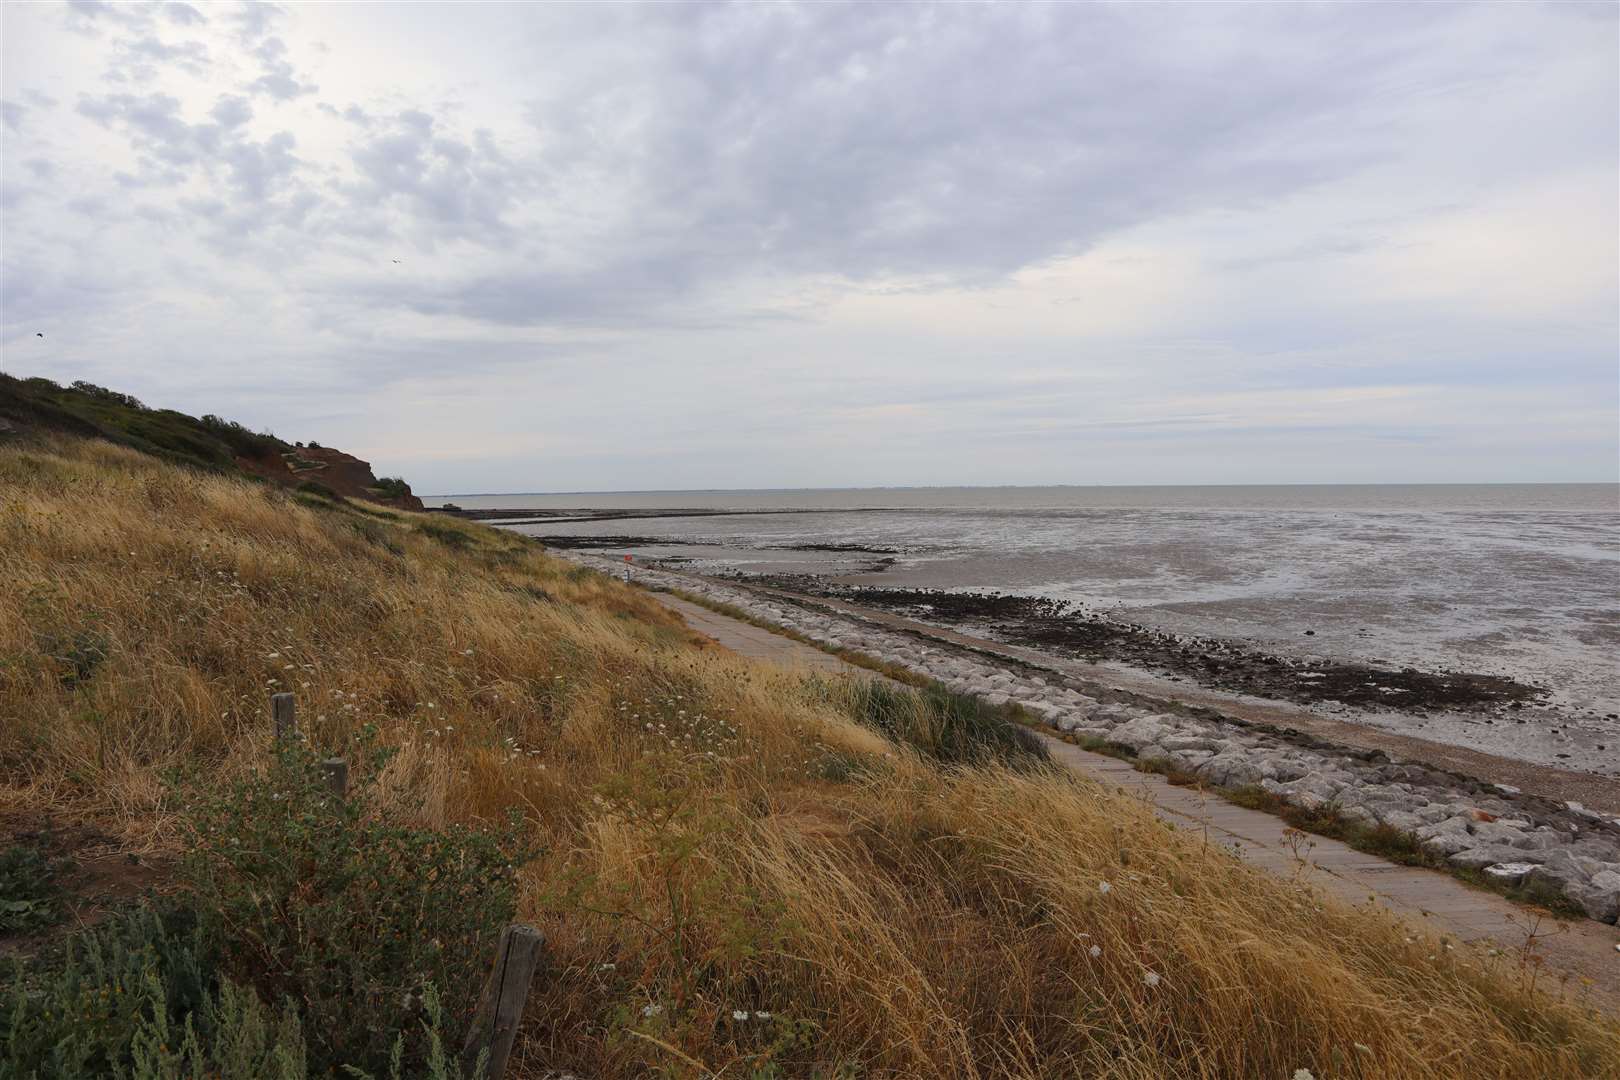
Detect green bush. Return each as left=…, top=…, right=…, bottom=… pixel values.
left=839, top=680, right=1049, bottom=769
left=371, top=477, right=412, bottom=500
left=0, top=842, right=64, bottom=933
left=0, top=905, right=305, bottom=1080
left=180, top=738, right=537, bottom=1076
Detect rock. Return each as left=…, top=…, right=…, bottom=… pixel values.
left=1484, top=862, right=1539, bottom=885
left=1338, top=805, right=1377, bottom=826
left=1575, top=871, right=1620, bottom=923
left=1161, top=733, right=1218, bottom=753
left=1111, top=716, right=1172, bottom=752
left=983, top=692, right=1010, bottom=707
left=1469, top=821, right=1531, bottom=846
left=1135, top=745, right=1174, bottom=768
left=1449, top=846, right=1536, bottom=871
left=1417, top=817, right=1474, bottom=856
left=1414, top=803, right=1453, bottom=825
left=1378, top=810, right=1426, bottom=833
left=1510, top=828, right=1566, bottom=852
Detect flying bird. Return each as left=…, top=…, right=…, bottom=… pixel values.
left=392, top=259, right=402, bottom=264
left=35, top=332, right=43, bottom=338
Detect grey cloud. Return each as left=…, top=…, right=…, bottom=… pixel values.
left=247, top=36, right=315, bottom=100
left=343, top=110, right=525, bottom=240
left=377, top=3, right=1450, bottom=326
left=124, top=34, right=211, bottom=75
left=210, top=95, right=253, bottom=128
left=165, top=3, right=206, bottom=26
left=0, top=101, right=24, bottom=133
left=77, top=90, right=312, bottom=225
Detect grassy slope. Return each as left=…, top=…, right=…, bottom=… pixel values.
left=0, top=373, right=289, bottom=475
left=2, top=434, right=1617, bottom=1078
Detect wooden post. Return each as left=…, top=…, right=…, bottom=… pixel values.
left=271, top=692, right=296, bottom=742
left=460, top=924, right=545, bottom=1080
left=321, top=757, right=348, bottom=798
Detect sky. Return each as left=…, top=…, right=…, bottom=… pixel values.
left=1, top=1, right=1616, bottom=494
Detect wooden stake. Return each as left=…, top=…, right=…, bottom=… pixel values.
left=460, top=924, right=545, bottom=1080
left=271, top=692, right=296, bottom=742
left=321, top=757, right=348, bottom=798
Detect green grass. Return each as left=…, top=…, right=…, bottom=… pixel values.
left=1, top=374, right=288, bottom=475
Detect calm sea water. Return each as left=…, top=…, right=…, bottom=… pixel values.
left=433, top=485, right=1620, bottom=718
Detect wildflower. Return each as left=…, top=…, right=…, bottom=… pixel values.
left=732, top=1009, right=749, bottom=1021
left=1098, top=881, right=1111, bottom=894
left=755, top=1011, right=772, bottom=1020
left=1142, top=970, right=1160, bottom=988
left=1088, top=945, right=1101, bottom=959
left=1294, top=1071, right=1316, bottom=1080
left=640, top=1003, right=662, bottom=1018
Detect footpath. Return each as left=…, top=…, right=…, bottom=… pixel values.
left=649, top=592, right=1620, bottom=1008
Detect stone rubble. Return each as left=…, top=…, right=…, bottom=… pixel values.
left=568, top=553, right=1620, bottom=924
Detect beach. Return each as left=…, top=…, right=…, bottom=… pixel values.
left=436, top=483, right=1620, bottom=779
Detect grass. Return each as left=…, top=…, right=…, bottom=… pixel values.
left=1, top=374, right=288, bottom=476
left=2, top=432, right=1618, bottom=1077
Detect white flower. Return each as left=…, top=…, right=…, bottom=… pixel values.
left=1142, top=970, right=1160, bottom=988
left=1098, top=881, right=1111, bottom=894
left=1088, top=945, right=1101, bottom=959
left=754, top=1011, right=772, bottom=1020
left=1293, top=1071, right=1316, bottom=1080
left=732, top=1009, right=749, bottom=1021
left=640, top=1004, right=662, bottom=1018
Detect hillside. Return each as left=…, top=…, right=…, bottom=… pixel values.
left=2, top=431, right=1618, bottom=1078
left=0, top=372, right=423, bottom=509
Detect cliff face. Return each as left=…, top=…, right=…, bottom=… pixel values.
left=239, top=445, right=426, bottom=511
left=0, top=374, right=425, bottom=511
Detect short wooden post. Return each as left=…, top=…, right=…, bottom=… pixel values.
left=271, top=692, right=296, bottom=742
left=460, top=924, right=544, bottom=1080
left=321, top=757, right=348, bottom=798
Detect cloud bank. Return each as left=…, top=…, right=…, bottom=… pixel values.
left=2, top=1, right=1615, bottom=490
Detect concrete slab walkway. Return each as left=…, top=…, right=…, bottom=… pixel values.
left=649, top=589, right=1620, bottom=1009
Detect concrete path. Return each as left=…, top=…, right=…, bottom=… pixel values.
left=649, top=590, right=1620, bottom=1009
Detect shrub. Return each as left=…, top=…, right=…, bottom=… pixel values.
left=68, top=381, right=146, bottom=410
left=372, top=477, right=412, bottom=500
left=179, top=738, right=538, bottom=1076
left=839, top=679, right=1049, bottom=769
left=0, top=841, right=64, bottom=933
left=0, top=904, right=305, bottom=1080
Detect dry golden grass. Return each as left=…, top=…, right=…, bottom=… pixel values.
left=3, top=434, right=1618, bottom=1078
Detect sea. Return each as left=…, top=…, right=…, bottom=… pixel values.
left=431, top=485, right=1620, bottom=724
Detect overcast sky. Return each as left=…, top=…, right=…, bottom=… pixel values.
left=2, top=2, right=1616, bottom=493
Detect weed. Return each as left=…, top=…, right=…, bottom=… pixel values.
left=0, top=841, right=64, bottom=933
left=178, top=736, right=538, bottom=1075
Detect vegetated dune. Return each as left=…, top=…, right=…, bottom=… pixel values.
left=2, top=433, right=1617, bottom=1079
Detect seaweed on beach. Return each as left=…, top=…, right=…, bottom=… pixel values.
left=805, top=586, right=1546, bottom=714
